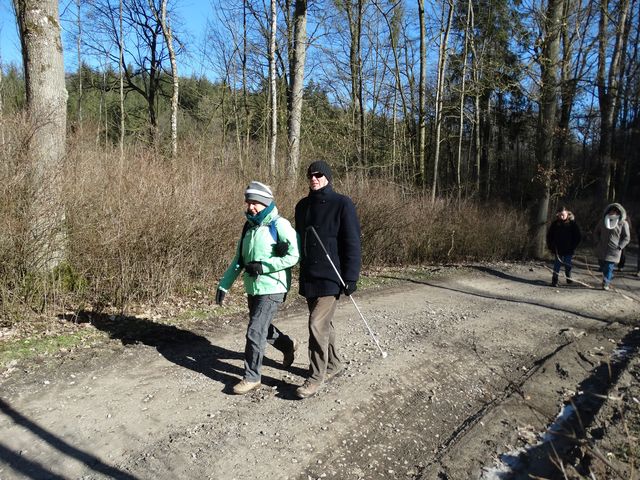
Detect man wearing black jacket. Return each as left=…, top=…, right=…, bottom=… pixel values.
left=294, top=160, right=361, bottom=399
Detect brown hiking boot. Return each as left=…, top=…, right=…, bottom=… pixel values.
left=282, top=338, right=299, bottom=368
left=233, top=379, right=261, bottom=395
left=296, top=380, right=321, bottom=399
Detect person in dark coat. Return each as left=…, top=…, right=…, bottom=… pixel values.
left=294, top=160, right=361, bottom=399
left=594, top=203, right=630, bottom=290
left=546, top=206, right=581, bottom=287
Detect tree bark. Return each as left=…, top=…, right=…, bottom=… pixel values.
left=431, top=0, right=454, bottom=203
left=13, top=0, right=68, bottom=270
left=532, top=0, right=563, bottom=259
left=417, top=0, right=427, bottom=187
left=597, top=0, right=631, bottom=201
left=269, top=0, right=278, bottom=178
left=150, top=0, right=179, bottom=159
left=286, top=0, right=307, bottom=178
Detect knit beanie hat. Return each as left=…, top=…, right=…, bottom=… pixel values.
left=307, top=160, right=333, bottom=183
left=244, top=181, right=274, bottom=207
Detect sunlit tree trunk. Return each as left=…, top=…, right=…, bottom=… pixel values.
left=269, top=0, right=277, bottom=177
left=431, top=0, right=454, bottom=203
left=287, top=0, right=307, bottom=178
left=76, top=0, right=83, bottom=131
left=456, top=0, right=473, bottom=200
left=150, top=0, right=179, bottom=159
left=417, top=0, right=427, bottom=186
left=13, top=0, right=68, bottom=270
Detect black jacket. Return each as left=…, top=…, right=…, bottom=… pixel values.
left=295, top=185, right=361, bottom=298
left=546, top=214, right=581, bottom=256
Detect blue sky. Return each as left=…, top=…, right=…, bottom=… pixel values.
left=0, top=0, right=209, bottom=72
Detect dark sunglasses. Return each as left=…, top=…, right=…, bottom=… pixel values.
left=307, top=172, right=325, bottom=179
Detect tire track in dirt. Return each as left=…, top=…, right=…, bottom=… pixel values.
left=0, top=264, right=638, bottom=480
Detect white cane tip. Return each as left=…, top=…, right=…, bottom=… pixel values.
left=381, top=351, right=388, bottom=359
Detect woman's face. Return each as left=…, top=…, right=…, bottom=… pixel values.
left=558, top=210, right=568, bottom=221
left=246, top=200, right=266, bottom=215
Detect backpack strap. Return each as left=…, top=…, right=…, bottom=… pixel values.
left=238, top=217, right=280, bottom=268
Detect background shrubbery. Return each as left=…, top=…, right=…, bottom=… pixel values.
left=0, top=121, right=532, bottom=326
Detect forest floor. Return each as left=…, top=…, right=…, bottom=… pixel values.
left=1, top=255, right=640, bottom=480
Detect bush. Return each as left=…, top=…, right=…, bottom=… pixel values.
left=0, top=123, right=530, bottom=325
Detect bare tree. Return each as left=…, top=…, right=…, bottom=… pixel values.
left=286, top=0, right=307, bottom=177
left=76, top=0, right=83, bottom=129
left=150, top=0, right=179, bottom=158
left=597, top=0, right=631, bottom=201
left=431, top=0, right=454, bottom=202
left=13, top=0, right=68, bottom=270
left=269, top=0, right=278, bottom=177
left=456, top=0, right=473, bottom=200
left=532, top=0, right=563, bottom=258
left=417, top=0, right=427, bottom=186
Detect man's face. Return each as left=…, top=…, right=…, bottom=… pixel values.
left=558, top=210, right=568, bottom=221
left=308, top=171, right=329, bottom=191
left=246, top=200, right=266, bottom=215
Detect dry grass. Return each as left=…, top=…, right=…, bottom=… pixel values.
left=0, top=122, right=530, bottom=325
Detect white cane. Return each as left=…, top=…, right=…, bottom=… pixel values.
left=308, top=227, right=388, bottom=358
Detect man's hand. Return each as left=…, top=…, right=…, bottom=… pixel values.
left=342, top=282, right=357, bottom=296
left=215, top=288, right=226, bottom=306
left=245, top=262, right=264, bottom=277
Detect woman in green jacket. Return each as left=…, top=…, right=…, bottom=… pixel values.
left=216, top=181, right=300, bottom=394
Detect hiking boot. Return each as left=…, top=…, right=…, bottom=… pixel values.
left=296, top=380, right=321, bottom=399
left=282, top=338, right=299, bottom=368
left=233, top=379, right=261, bottom=395
left=566, top=275, right=573, bottom=284
left=551, top=274, right=559, bottom=287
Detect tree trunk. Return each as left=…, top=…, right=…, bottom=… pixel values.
left=417, top=0, right=427, bottom=186
left=286, top=0, right=307, bottom=178
left=13, top=0, right=68, bottom=271
left=456, top=0, right=472, bottom=201
left=431, top=0, right=454, bottom=203
left=597, top=0, right=631, bottom=202
left=532, top=0, right=563, bottom=259
left=119, top=0, right=125, bottom=162
left=150, top=0, right=179, bottom=159
left=76, top=0, right=83, bottom=130
left=269, top=0, right=278, bottom=178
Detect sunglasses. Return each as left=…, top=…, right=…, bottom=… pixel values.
left=307, top=172, right=325, bottom=179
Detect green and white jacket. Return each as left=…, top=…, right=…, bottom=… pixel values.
left=217, top=206, right=300, bottom=296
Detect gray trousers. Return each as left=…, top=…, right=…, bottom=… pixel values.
left=307, top=295, right=342, bottom=384
left=244, top=294, right=293, bottom=382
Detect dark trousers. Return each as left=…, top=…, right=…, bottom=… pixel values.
left=244, top=294, right=293, bottom=382
left=306, top=295, right=342, bottom=384
left=552, top=254, right=573, bottom=283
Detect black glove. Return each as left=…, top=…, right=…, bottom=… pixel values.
left=273, top=241, right=289, bottom=257
left=342, top=282, right=357, bottom=296
left=215, top=288, right=226, bottom=306
left=245, top=261, right=264, bottom=277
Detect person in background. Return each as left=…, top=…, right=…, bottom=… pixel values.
left=294, top=160, right=361, bottom=399
left=546, top=205, right=582, bottom=287
left=594, top=203, right=630, bottom=290
left=216, top=181, right=300, bottom=394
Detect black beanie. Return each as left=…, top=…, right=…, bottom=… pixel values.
left=307, top=160, right=333, bottom=183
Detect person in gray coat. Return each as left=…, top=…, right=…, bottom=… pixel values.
left=594, top=203, right=630, bottom=290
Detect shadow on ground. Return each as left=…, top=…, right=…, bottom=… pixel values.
left=58, top=312, right=306, bottom=398
left=0, top=398, right=138, bottom=480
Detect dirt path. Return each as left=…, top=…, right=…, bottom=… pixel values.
left=1, top=261, right=639, bottom=480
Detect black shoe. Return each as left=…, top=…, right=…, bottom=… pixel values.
left=566, top=278, right=573, bottom=284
